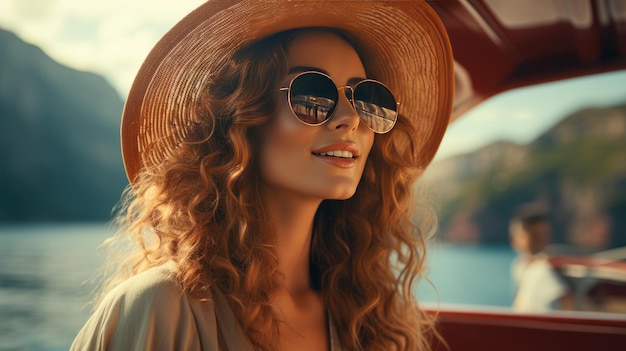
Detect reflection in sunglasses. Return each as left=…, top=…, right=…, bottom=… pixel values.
left=354, top=100, right=396, bottom=132
left=291, top=95, right=335, bottom=124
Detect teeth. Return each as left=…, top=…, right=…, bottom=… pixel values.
left=318, top=150, right=354, bottom=158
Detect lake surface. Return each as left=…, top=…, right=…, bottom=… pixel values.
left=0, top=224, right=516, bottom=351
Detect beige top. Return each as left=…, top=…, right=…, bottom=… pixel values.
left=70, top=263, right=342, bottom=351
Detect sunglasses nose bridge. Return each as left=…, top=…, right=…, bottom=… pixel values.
left=337, top=85, right=355, bottom=106
left=327, top=85, right=361, bottom=132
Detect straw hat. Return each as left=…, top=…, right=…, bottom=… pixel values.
left=121, top=0, right=454, bottom=183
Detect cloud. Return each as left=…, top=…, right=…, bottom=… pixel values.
left=468, top=106, right=500, bottom=122
left=512, top=110, right=533, bottom=120
left=9, top=0, right=59, bottom=22
left=0, top=0, right=203, bottom=95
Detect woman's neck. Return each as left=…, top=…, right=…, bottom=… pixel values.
left=263, top=191, right=321, bottom=295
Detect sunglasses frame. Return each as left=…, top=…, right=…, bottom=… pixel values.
left=279, top=71, right=399, bottom=134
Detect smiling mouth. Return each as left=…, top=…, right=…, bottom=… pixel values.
left=313, top=150, right=355, bottom=159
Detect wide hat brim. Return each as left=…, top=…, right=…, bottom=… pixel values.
left=121, top=0, right=454, bottom=183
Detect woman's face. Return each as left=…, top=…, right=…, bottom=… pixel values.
left=258, top=30, right=375, bottom=201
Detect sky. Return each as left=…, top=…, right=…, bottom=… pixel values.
left=2, top=0, right=625, bottom=161
left=439, top=70, right=626, bottom=159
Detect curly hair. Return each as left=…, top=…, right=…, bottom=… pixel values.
left=100, top=28, right=438, bottom=351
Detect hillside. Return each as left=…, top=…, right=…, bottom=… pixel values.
left=422, top=104, right=626, bottom=249
left=0, top=29, right=128, bottom=222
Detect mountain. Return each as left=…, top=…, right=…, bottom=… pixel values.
left=0, top=29, right=128, bottom=222
left=421, top=103, right=626, bottom=249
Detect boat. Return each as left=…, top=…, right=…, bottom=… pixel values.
left=425, top=1, right=626, bottom=349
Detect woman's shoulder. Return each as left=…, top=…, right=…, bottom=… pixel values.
left=71, top=262, right=219, bottom=351
left=98, top=261, right=218, bottom=325
left=105, top=262, right=184, bottom=305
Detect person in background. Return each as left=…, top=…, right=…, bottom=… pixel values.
left=509, top=205, right=573, bottom=312
left=70, top=1, right=454, bottom=350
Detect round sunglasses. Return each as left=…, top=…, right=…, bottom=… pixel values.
left=279, top=71, right=398, bottom=134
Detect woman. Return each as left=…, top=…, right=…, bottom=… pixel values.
left=71, top=1, right=454, bottom=350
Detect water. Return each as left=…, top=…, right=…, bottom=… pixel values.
left=0, top=224, right=113, bottom=351
left=0, top=224, right=516, bottom=351
left=417, top=243, right=517, bottom=307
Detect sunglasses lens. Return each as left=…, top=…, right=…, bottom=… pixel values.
left=289, top=73, right=338, bottom=125
left=354, top=81, right=397, bottom=133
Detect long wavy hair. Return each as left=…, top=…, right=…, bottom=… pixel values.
left=100, top=28, right=438, bottom=351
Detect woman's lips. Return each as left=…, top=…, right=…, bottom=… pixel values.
left=311, top=142, right=360, bottom=168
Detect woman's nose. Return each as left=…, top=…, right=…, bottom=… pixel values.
left=327, top=87, right=360, bottom=131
